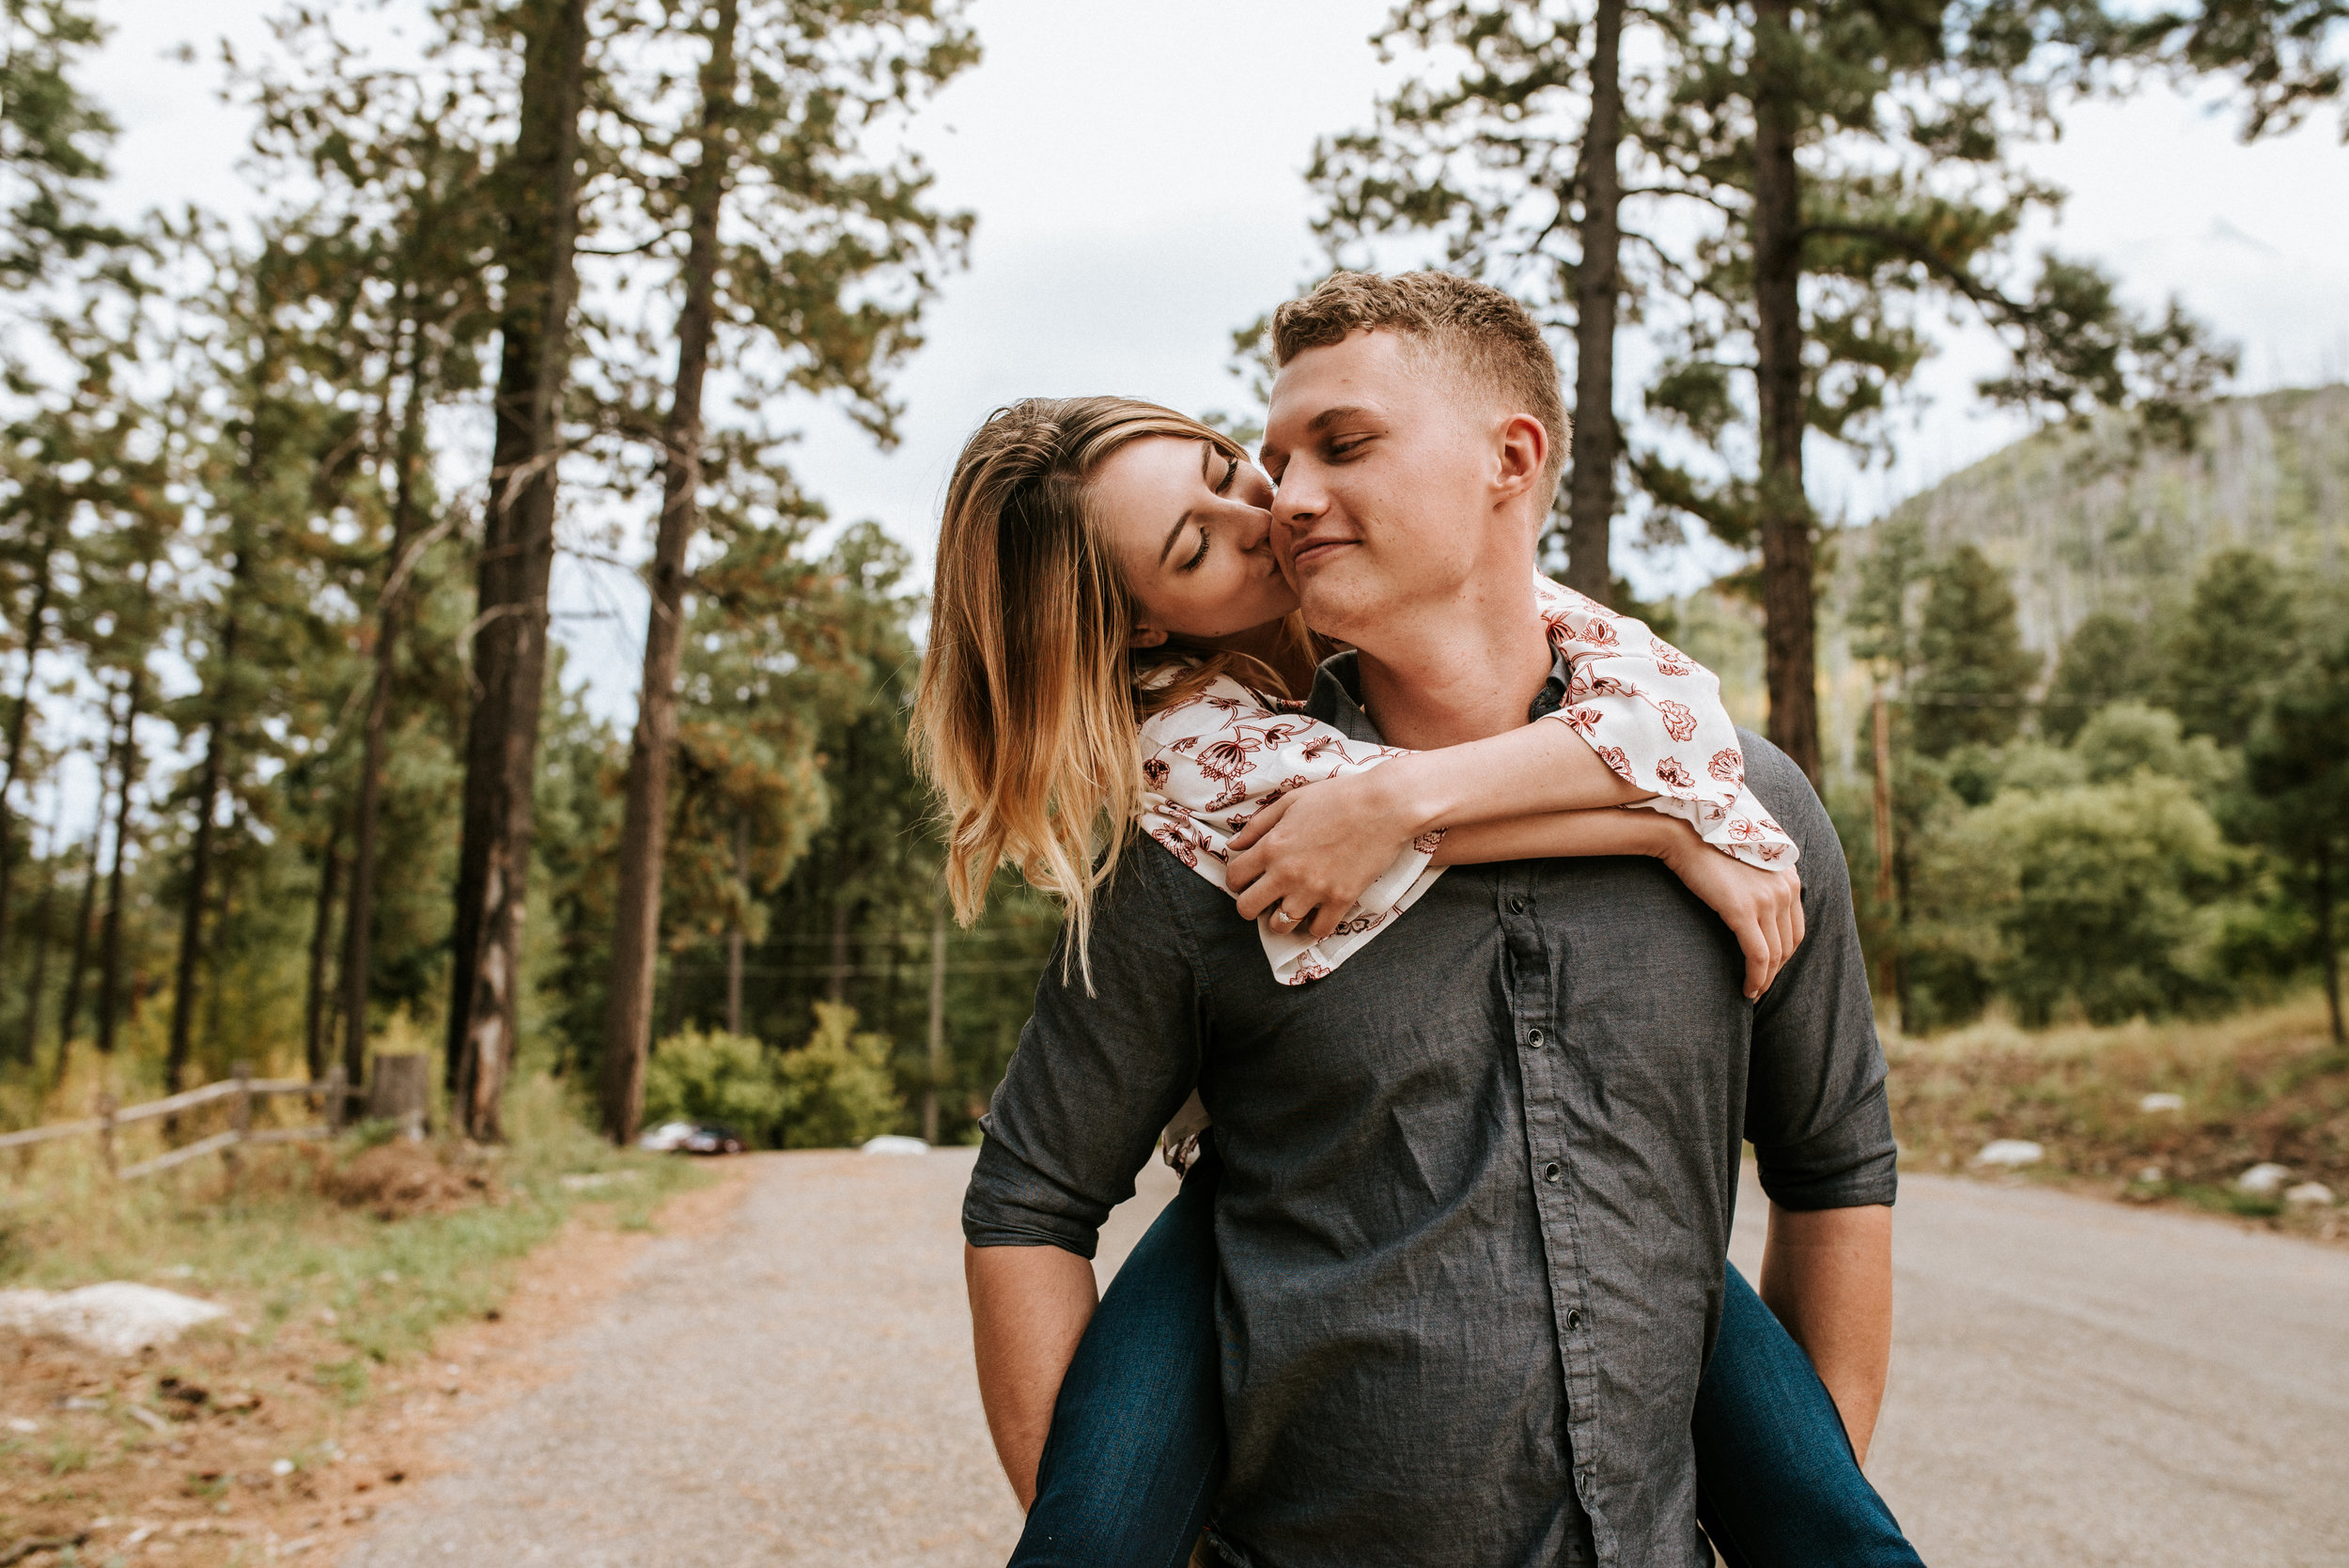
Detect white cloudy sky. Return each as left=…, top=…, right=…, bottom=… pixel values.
left=84, top=0, right=2349, bottom=722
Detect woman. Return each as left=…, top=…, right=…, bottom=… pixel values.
left=914, top=396, right=1920, bottom=1568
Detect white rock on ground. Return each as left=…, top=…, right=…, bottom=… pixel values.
left=860, top=1134, right=928, bottom=1156
left=2235, top=1162, right=2294, bottom=1198
left=0, top=1282, right=227, bottom=1356
left=2283, top=1182, right=2336, bottom=1208
left=2138, top=1093, right=2186, bottom=1113
left=1975, top=1140, right=2046, bottom=1169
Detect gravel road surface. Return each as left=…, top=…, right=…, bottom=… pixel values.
left=343, top=1151, right=2348, bottom=1568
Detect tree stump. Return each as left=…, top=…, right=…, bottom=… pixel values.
left=366, top=1053, right=431, bottom=1141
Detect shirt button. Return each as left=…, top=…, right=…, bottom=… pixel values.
left=1542, top=1161, right=1562, bottom=1183
left=1510, top=895, right=1527, bottom=913
left=1568, top=1309, right=1583, bottom=1331
left=1526, top=1027, right=1544, bottom=1048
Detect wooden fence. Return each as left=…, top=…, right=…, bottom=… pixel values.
left=0, top=1063, right=361, bottom=1181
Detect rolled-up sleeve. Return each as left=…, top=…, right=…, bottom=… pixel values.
left=1738, top=739, right=1899, bottom=1212
left=963, top=844, right=1208, bottom=1258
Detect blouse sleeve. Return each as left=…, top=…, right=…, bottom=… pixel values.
left=1137, top=674, right=1446, bottom=986
left=1532, top=575, right=1798, bottom=869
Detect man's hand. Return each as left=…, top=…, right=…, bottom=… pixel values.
left=967, top=1243, right=1098, bottom=1510
left=1758, top=1203, right=1894, bottom=1467
left=1651, top=822, right=1804, bottom=1000
left=1227, top=771, right=1419, bottom=939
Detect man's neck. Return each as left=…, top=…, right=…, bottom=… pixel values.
left=1352, top=570, right=1551, bottom=750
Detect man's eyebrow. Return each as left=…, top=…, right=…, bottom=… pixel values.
left=1306, top=404, right=1379, bottom=435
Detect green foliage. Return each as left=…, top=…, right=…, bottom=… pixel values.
left=642, top=1026, right=789, bottom=1137
left=2043, top=613, right=2160, bottom=745
left=1960, top=774, right=2238, bottom=1027
left=2170, top=549, right=2298, bottom=747
left=780, top=1002, right=903, bottom=1148
left=2235, top=623, right=2349, bottom=1040
left=1912, top=544, right=2042, bottom=758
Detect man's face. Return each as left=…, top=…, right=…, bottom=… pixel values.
left=1259, top=329, right=1500, bottom=644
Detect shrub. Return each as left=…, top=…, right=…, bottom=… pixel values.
left=643, top=1027, right=790, bottom=1141
left=781, top=1003, right=905, bottom=1148
left=1965, top=774, right=2238, bottom=1025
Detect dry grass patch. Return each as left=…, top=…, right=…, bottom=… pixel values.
left=1887, top=994, right=2348, bottom=1237
left=0, top=1076, right=722, bottom=1564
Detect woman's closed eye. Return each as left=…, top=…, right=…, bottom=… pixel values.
left=1215, top=455, right=1239, bottom=495
left=1179, top=525, right=1211, bottom=572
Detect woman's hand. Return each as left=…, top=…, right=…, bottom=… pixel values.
left=1651, top=821, right=1805, bottom=1000
left=1225, top=771, right=1423, bottom=940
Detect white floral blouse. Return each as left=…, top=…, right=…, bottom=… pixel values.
left=1137, top=572, right=1797, bottom=988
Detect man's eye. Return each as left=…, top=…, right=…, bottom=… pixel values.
left=1215, top=457, right=1239, bottom=496
left=1329, top=437, right=1368, bottom=461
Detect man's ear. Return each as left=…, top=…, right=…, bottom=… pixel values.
left=1492, top=412, right=1548, bottom=503
left=1128, top=625, right=1170, bottom=650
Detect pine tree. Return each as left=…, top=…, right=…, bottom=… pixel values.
left=1911, top=544, right=2042, bottom=758
left=2167, top=548, right=2298, bottom=747
left=447, top=0, right=594, bottom=1141
left=0, top=0, right=125, bottom=288
left=597, top=0, right=974, bottom=1144
left=2043, top=612, right=2159, bottom=744
left=2239, top=626, right=2349, bottom=1044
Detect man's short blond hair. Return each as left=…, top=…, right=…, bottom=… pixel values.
left=1270, top=270, right=1569, bottom=500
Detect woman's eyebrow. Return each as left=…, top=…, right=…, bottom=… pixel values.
left=1159, top=510, right=1200, bottom=566
left=1154, top=442, right=1217, bottom=565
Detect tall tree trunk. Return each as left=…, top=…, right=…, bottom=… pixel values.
left=1562, top=0, right=1625, bottom=605
left=446, top=0, right=591, bottom=1141
left=305, top=829, right=343, bottom=1080
left=603, top=0, right=739, bottom=1145
left=163, top=713, right=225, bottom=1091
left=724, top=815, right=747, bottom=1035
left=55, top=819, right=101, bottom=1071
left=2318, top=841, right=2341, bottom=1048
left=95, top=671, right=142, bottom=1056
left=0, top=553, right=53, bottom=962
left=347, top=340, right=429, bottom=1093
left=1750, top=0, right=1820, bottom=783
left=16, top=813, right=56, bottom=1063
left=165, top=579, right=242, bottom=1093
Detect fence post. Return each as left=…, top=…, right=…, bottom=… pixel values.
left=323, top=1063, right=347, bottom=1135
left=95, top=1092, right=117, bottom=1179
left=224, top=1061, right=253, bottom=1190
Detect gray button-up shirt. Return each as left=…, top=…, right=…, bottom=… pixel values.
left=965, top=651, right=1896, bottom=1568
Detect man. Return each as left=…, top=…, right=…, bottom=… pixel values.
left=963, top=271, right=1897, bottom=1566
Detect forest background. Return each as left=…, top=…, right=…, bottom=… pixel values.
left=1, top=0, right=2345, bottom=1158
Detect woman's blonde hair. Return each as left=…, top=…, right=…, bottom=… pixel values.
left=911, top=396, right=1316, bottom=975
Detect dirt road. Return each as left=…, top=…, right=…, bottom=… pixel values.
left=341, top=1150, right=2349, bottom=1568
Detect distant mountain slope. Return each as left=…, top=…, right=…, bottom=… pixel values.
left=1868, top=385, right=2349, bottom=651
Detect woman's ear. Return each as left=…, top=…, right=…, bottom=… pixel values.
left=1128, top=625, right=1170, bottom=650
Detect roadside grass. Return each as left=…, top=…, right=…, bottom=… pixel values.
left=1886, top=992, right=2348, bottom=1236
left=0, top=1073, right=714, bottom=1560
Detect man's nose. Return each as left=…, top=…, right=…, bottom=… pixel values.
left=1274, top=463, right=1327, bottom=534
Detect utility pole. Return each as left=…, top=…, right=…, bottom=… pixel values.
left=1870, top=689, right=1899, bottom=1029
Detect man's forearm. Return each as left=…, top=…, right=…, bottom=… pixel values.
left=966, top=1242, right=1099, bottom=1510
left=1757, top=1203, right=1893, bottom=1466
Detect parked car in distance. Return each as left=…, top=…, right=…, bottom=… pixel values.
left=637, top=1121, right=746, bottom=1156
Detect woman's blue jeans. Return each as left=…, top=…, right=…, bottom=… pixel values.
left=1010, top=1141, right=1923, bottom=1568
